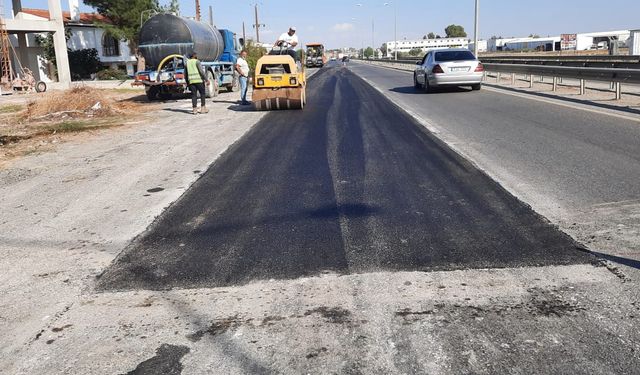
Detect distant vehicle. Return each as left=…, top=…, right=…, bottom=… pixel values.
left=413, top=48, right=484, bottom=92
left=305, top=43, right=327, bottom=68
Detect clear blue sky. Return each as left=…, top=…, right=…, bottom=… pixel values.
left=4, top=0, right=640, bottom=48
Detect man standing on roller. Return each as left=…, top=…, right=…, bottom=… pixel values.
left=273, top=26, right=299, bottom=61
left=185, top=51, right=209, bottom=115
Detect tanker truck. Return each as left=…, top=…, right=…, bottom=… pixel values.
left=133, top=13, right=240, bottom=101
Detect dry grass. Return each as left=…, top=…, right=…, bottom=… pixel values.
left=24, top=86, right=121, bottom=120
left=0, top=104, right=24, bottom=114
left=1, top=86, right=150, bottom=165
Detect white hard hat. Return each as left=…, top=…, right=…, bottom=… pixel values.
left=289, top=26, right=297, bottom=31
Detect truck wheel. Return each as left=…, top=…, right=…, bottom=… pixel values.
left=146, top=86, right=159, bottom=101
left=227, top=72, right=239, bottom=92
left=205, top=71, right=219, bottom=98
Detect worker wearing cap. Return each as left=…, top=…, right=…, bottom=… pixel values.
left=274, top=27, right=299, bottom=61
left=185, top=51, right=209, bottom=115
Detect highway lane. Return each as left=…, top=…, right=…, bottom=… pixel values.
left=349, top=62, right=640, bottom=212
left=98, top=66, right=591, bottom=291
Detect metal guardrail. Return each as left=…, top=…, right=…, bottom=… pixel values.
left=481, top=55, right=640, bottom=69
left=362, top=55, right=640, bottom=69
left=483, top=64, right=640, bottom=85
left=358, top=57, right=640, bottom=100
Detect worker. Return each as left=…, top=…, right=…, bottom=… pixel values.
left=185, top=51, right=209, bottom=115
left=274, top=26, right=299, bottom=61
left=235, top=50, right=250, bottom=106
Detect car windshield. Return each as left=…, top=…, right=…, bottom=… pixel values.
left=435, top=50, right=476, bottom=62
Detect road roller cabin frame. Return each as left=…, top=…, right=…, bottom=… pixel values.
left=252, top=55, right=307, bottom=110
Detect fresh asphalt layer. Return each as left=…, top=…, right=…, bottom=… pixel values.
left=349, top=62, right=640, bottom=211
left=97, top=66, right=593, bottom=291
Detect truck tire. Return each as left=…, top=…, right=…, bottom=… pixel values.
left=226, top=72, right=239, bottom=92
left=205, top=71, right=219, bottom=98
left=146, top=86, right=159, bottom=101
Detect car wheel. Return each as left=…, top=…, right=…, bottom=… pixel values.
left=472, top=83, right=482, bottom=91
left=423, top=74, right=432, bottom=93
left=413, top=73, right=422, bottom=89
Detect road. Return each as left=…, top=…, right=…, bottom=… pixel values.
left=349, top=61, right=640, bottom=266
left=3, top=64, right=640, bottom=374
left=98, top=66, right=591, bottom=291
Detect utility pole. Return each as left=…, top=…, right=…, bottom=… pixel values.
left=242, top=21, right=246, bottom=46
left=473, top=0, right=479, bottom=56
left=372, top=19, right=374, bottom=51
left=394, top=2, right=397, bottom=60
left=253, top=4, right=265, bottom=43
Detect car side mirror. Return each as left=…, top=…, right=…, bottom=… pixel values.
left=416, top=61, right=421, bottom=65
left=238, top=38, right=245, bottom=47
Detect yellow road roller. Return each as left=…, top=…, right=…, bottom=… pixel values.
left=252, top=54, right=306, bottom=111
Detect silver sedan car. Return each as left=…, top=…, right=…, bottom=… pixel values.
left=413, top=48, right=484, bottom=92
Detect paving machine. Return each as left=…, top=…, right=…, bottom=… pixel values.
left=252, top=46, right=306, bottom=111
left=305, top=43, right=327, bottom=68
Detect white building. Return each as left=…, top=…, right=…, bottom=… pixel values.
left=487, top=30, right=633, bottom=52
left=385, top=37, right=469, bottom=57
left=10, top=7, right=136, bottom=82
left=468, top=40, right=488, bottom=53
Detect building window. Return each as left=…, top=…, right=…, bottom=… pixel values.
left=102, top=34, right=120, bottom=57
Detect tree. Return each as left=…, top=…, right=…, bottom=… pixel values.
left=83, top=0, right=161, bottom=70
left=364, top=47, right=374, bottom=59
left=435, top=34, right=442, bottom=39
left=528, top=34, right=540, bottom=38
left=445, top=24, right=467, bottom=38
left=427, top=32, right=436, bottom=39
left=34, top=29, right=72, bottom=78
left=163, top=0, right=179, bottom=14
left=408, top=48, right=423, bottom=57
left=242, top=40, right=267, bottom=72
left=68, top=49, right=103, bottom=79
left=380, top=43, right=387, bottom=56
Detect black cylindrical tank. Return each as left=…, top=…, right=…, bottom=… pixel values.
left=138, top=13, right=224, bottom=67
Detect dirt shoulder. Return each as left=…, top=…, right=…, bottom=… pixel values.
left=0, top=87, right=157, bottom=168
left=0, top=88, right=266, bottom=372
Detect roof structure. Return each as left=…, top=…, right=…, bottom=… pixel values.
left=20, top=8, right=111, bottom=25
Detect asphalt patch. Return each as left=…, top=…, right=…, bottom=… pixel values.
left=98, top=67, right=593, bottom=291
left=124, top=344, right=190, bottom=375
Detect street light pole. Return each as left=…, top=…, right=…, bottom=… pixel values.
left=473, top=0, right=479, bottom=56
left=394, top=2, right=397, bottom=60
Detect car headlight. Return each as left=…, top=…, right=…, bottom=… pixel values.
left=257, top=78, right=265, bottom=86
left=289, top=77, right=297, bottom=85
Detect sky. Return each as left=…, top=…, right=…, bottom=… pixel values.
left=3, top=0, right=640, bottom=49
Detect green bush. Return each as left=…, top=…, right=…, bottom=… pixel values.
left=96, top=68, right=129, bottom=80
left=68, top=48, right=102, bottom=80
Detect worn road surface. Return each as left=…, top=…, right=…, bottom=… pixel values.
left=98, top=67, right=592, bottom=291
